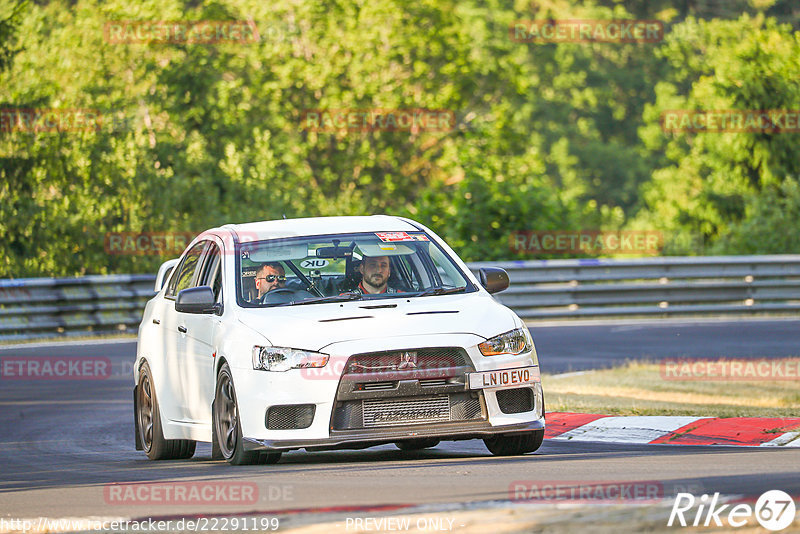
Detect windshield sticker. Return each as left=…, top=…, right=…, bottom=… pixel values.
left=411, top=234, right=429, bottom=241
left=300, top=259, right=329, bottom=269
left=375, top=232, right=414, bottom=242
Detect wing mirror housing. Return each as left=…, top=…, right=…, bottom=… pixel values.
left=176, top=286, right=220, bottom=314
left=479, top=267, right=510, bottom=294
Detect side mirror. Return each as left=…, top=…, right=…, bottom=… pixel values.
left=155, top=258, right=180, bottom=292
left=176, top=286, right=219, bottom=314
left=479, top=267, right=509, bottom=294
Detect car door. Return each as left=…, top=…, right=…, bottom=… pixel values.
left=181, top=239, right=224, bottom=425
left=162, top=240, right=208, bottom=422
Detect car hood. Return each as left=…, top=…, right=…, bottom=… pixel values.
left=235, top=293, right=517, bottom=352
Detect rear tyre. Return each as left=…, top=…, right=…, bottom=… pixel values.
left=136, top=362, right=196, bottom=460
left=484, top=428, right=544, bottom=456
left=395, top=439, right=440, bottom=451
left=214, top=363, right=282, bottom=465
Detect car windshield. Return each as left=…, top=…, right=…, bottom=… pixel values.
left=237, top=231, right=475, bottom=307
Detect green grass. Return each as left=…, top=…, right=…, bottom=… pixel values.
left=543, top=360, right=800, bottom=417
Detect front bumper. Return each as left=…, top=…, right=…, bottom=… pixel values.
left=233, top=334, right=545, bottom=446
left=243, top=417, right=545, bottom=452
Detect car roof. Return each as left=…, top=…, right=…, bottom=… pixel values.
left=209, top=215, right=420, bottom=242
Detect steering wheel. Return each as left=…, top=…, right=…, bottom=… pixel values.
left=260, top=288, right=299, bottom=306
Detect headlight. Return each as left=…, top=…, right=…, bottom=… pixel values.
left=252, top=346, right=330, bottom=372
left=478, top=327, right=533, bottom=356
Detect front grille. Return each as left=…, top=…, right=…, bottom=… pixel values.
left=331, top=346, right=481, bottom=431
left=451, top=396, right=482, bottom=420
left=419, top=378, right=447, bottom=387
left=496, top=387, right=534, bottom=414
left=344, top=347, right=467, bottom=376
left=332, top=392, right=484, bottom=430
left=363, top=396, right=450, bottom=427
left=266, top=404, right=315, bottom=430
left=359, top=381, right=397, bottom=391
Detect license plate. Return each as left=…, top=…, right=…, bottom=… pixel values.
left=468, top=366, right=539, bottom=390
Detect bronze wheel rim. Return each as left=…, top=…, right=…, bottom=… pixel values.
left=215, top=372, right=238, bottom=458
left=137, top=374, right=154, bottom=451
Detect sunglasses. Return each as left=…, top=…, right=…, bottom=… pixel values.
left=257, top=275, right=285, bottom=283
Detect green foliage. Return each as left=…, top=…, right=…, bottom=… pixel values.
left=1, top=0, right=799, bottom=277
left=0, top=0, right=27, bottom=71
left=635, top=15, right=800, bottom=254
left=713, top=178, right=800, bottom=253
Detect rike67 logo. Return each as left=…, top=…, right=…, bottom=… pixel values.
left=669, top=490, right=797, bottom=531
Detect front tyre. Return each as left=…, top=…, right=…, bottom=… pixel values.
left=136, top=362, right=196, bottom=460
left=483, top=428, right=544, bottom=456
left=214, top=363, right=282, bottom=466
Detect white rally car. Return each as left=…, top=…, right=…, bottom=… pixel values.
left=134, top=216, right=545, bottom=464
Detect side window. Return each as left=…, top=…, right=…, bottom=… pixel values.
left=212, top=265, right=222, bottom=302
left=428, top=243, right=460, bottom=286
left=166, top=242, right=206, bottom=298
left=392, top=255, right=422, bottom=291
left=161, top=266, right=175, bottom=289
left=198, top=243, right=223, bottom=302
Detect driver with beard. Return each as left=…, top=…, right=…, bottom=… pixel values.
left=357, top=255, right=399, bottom=294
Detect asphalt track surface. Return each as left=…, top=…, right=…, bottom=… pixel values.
left=0, top=319, right=798, bottom=524
left=530, top=317, right=800, bottom=374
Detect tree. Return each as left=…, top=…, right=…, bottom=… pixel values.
left=634, top=15, right=800, bottom=254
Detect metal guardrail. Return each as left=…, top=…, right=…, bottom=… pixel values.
left=1, top=255, right=799, bottom=340
left=0, top=275, right=156, bottom=341
left=474, top=254, right=800, bottom=320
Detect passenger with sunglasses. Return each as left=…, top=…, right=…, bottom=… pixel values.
left=254, top=262, right=286, bottom=302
